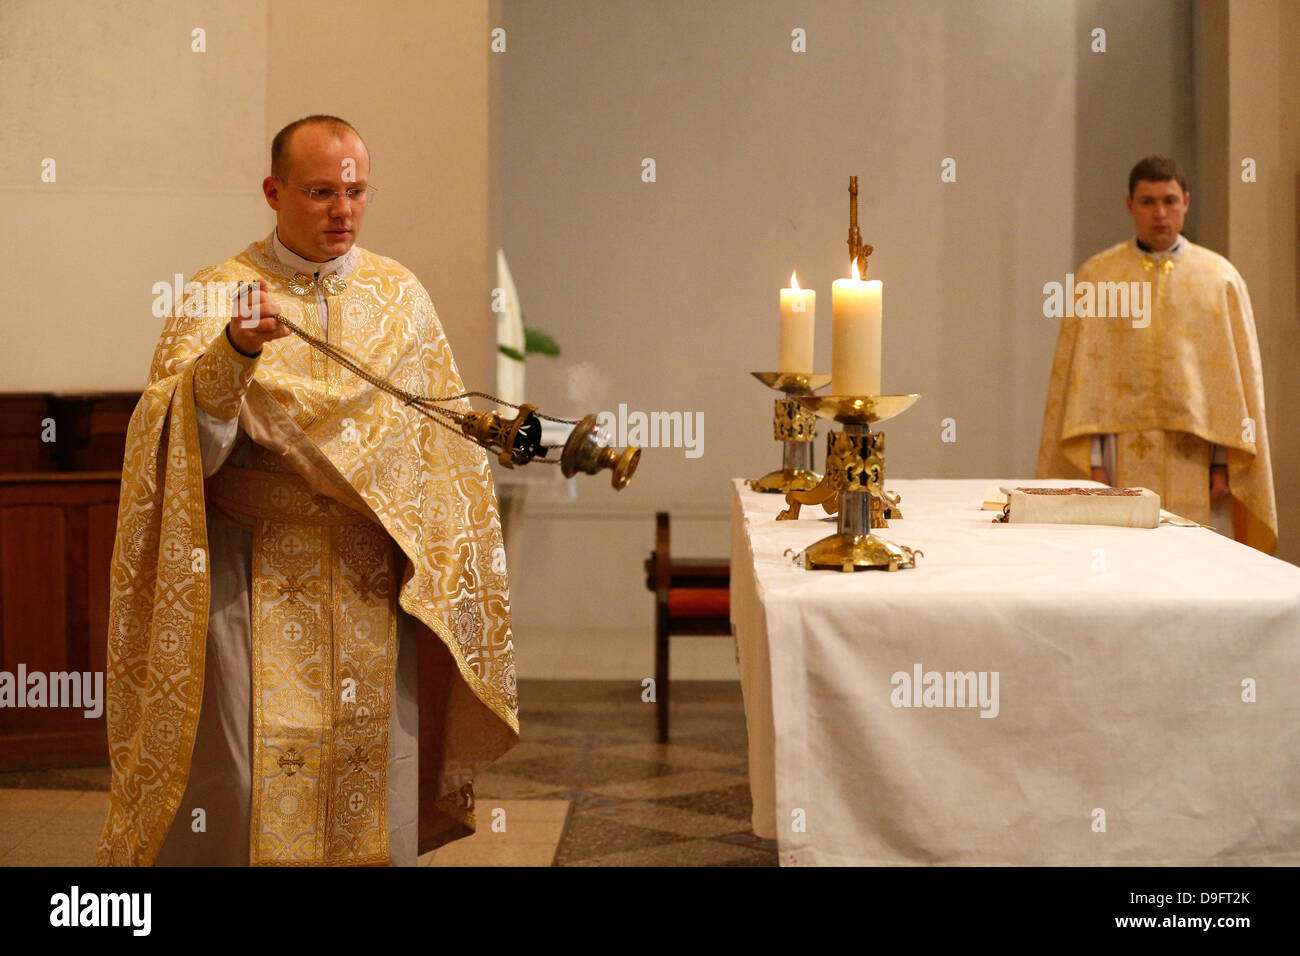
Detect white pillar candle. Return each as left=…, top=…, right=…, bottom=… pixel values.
left=778, top=271, right=816, bottom=373
left=831, top=260, right=882, bottom=395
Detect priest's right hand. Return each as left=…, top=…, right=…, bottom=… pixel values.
left=228, top=279, right=289, bottom=356
left=1090, top=466, right=1111, bottom=486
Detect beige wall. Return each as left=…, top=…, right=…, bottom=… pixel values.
left=266, top=0, right=498, bottom=393
left=1, top=0, right=495, bottom=394
left=5, top=2, right=1292, bottom=682
left=1076, top=0, right=1197, bottom=263
left=498, top=0, right=1297, bottom=681
left=500, top=0, right=1077, bottom=681
left=1194, top=0, right=1230, bottom=255
left=1215, top=0, right=1300, bottom=564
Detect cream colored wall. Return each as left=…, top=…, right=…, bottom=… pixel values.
left=1, top=1, right=269, bottom=392
left=1, top=0, right=495, bottom=394
left=497, top=0, right=1280, bottom=682
left=267, top=0, right=498, bottom=392
left=1220, top=0, right=1300, bottom=565
left=6, top=2, right=1290, bottom=684
left=1075, top=0, right=1198, bottom=263
left=1194, top=1, right=1230, bottom=256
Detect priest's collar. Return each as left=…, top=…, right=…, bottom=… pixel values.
left=1134, top=234, right=1186, bottom=260
left=270, top=228, right=358, bottom=277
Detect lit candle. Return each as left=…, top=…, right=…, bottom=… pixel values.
left=778, top=271, right=816, bottom=373
left=831, top=259, right=882, bottom=395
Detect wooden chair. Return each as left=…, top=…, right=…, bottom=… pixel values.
left=644, top=511, right=730, bottom=742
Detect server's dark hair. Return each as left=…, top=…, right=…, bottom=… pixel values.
left=1128, top=156, right=1187, bottom=196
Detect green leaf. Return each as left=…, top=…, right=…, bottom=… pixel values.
left=524, top=327, right=561, bottom=357
left=498, top=345, right=524, bottom=361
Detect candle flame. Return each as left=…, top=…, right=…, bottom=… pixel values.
left=790, top=271, right=800, bottom=291
left=850, top=259, right=860, bottom=282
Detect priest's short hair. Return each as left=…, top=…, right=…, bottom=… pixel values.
left=271, top=114, right=365, bottom=180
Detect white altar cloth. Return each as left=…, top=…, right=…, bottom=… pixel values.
left=730, top=478, right=1300, bottom=866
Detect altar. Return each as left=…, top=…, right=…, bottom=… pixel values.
left=730, top=477, right=1300, bottom=866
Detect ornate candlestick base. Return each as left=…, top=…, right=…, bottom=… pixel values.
left=746, top=372, right=830, bottom=494
left=749, top=461, right=820, bottom=493
left=777, top=393, right=923, bottom=572
left=804, top=532, right=920, bottom=573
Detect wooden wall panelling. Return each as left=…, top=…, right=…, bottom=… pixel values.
left=0, top=475, right=121, bottom=769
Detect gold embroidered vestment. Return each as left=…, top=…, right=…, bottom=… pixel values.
left=1037, top=239, right=1277, bottom=553
left=97, top=237, right=517, bottom=865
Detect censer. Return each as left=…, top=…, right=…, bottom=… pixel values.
left=236, top=283, right=641, bottom=489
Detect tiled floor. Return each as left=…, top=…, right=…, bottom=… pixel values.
left=477, top=680, right=776, bottom=866
left=419, top=799, right=570, bottom=867
left=0, top=788, right=109, bottom=866
left=0, top=680, right=777, bottom=867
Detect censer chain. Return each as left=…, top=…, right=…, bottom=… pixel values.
left=273, top=313, right=580, bottom=426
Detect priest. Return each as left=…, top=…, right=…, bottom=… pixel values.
left=96, top=115, right=517, bottom=866
left=1037, top=156, right=1277, bottom=553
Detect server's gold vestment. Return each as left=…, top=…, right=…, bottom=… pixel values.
left=1037, top=238, right=1276, bottom=553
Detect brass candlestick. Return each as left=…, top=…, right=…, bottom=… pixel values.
left=746, top=371, right=830, bottom=493
left=777, top=394, right=923, bottom=572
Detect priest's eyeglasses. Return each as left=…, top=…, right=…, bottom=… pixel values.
left=287, top=183, right=378, bottom=205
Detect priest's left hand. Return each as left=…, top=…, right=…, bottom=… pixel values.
left=1210, top=464, right=1230, bottom=503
